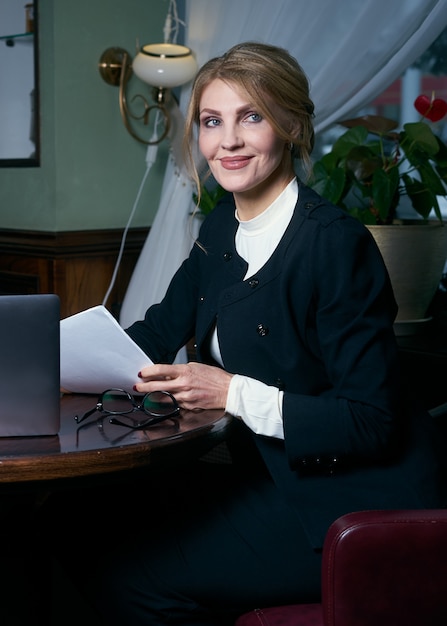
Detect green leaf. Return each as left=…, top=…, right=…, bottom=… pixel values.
left=339, top=114, right=399, bottom=135
left=331, top=125, right=369, bottom=159
left=372, top=167, right=399, bottom=221
left=319, top=151, right=339, bottom=171
left=402, top=174, right=436, bottom=219
left=346, top=206, right=377, bottom=225
left=419, top=161, right=447, bottom=196
left=311, top=161, right=346, bottom=204
left=346, top=145, right=383, bottom=181
left=402, top=122, right=440, bottom=157
left=193, top=184, right=226, bottom=216
left=433, top=136, right=447, bottom=184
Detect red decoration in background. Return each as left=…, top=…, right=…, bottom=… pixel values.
left=414, top=94, right=447, bottom=122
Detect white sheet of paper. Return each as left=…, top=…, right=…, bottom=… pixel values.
left=60, top=305, right=153, bottom=394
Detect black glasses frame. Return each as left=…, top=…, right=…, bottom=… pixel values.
left=74, top=388, right=180, bottom=429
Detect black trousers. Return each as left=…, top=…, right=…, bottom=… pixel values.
left=44, top=457, right=322, bottom=626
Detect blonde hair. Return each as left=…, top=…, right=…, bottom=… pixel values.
left=183, top=41, right=315, bottom=199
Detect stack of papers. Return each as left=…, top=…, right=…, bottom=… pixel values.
left=60, top=305, right=153, bottom=394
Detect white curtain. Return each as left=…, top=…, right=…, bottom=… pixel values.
left=119, top=0, right=447, bottom=348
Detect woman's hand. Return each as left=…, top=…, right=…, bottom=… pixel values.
left=134, top=362, right=233, bottom=411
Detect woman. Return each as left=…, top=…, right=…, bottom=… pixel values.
left=89, top=42, right=442, bottom=624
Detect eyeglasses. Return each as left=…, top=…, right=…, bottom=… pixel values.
left=74, top=388, right=180, bottom=429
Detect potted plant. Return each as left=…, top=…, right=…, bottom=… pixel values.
left=311, top=93, right=447, bottom=332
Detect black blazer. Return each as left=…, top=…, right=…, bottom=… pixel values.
left=127, top=184, right=443, bottom=547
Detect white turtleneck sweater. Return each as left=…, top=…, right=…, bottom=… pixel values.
left=209, top=178, right=298, bottom=439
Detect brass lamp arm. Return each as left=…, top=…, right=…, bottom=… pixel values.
left=118, top=51, right=170, bottom=145
left=99, top=47, right=171, bottom=146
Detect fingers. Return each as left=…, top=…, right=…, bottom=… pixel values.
left=134, top=362, right=232, bottom=411
left=135, top=364, right=187, bottom=394
left=138, top=363, right=179, bottom=380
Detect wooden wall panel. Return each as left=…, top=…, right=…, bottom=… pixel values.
left=0, top=228, right=149, bottom=319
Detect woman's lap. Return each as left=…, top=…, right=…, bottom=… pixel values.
left=76, top=461, right=323, bottom=625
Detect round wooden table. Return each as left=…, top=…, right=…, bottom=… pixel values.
left=0, top=393, right=232, bottom=485
left=0, top=394, right=232, bottom=626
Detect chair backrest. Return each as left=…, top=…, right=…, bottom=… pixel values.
left=322, top=509, right=447, bottom=626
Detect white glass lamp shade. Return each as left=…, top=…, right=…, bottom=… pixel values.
left=132, top=43, right=197, bottom=89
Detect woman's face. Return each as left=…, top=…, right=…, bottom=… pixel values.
left=198, top=79, right=293, bottom=214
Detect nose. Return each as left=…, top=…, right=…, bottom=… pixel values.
left=221, top=123, right=243, bottom=150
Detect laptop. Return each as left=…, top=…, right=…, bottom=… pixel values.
left=0, top=293, right=61, bottom=437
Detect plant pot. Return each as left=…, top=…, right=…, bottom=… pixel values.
left=367, top=222, right=447, bottom=335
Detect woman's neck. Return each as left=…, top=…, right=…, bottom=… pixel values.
left=234, top=171, right=295, bottom=221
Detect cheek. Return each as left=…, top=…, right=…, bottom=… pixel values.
left=198, top=132, right=214, bottom=160
left=255, top=130, right=286, bottom=164
left=265, top=141, right=288, bottom=171
left=269, top=136, right=287, bottom=161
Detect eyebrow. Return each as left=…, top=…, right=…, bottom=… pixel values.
left=199, top=108, right=220, bottom=116
left=199, top=104, right=255, bottom=117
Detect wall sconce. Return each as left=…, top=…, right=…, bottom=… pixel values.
left=99, top=43, right=197, bottom=145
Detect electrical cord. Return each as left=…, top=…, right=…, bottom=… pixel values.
left=102, top=118, right=160, bottom=308
left=102, top=0, right=184, bottom=311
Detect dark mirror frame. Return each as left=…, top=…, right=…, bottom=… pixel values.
left=0, top=0, right=40, bottom=168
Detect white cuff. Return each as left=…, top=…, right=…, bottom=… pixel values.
left=226, top=374, right=284, bottom=439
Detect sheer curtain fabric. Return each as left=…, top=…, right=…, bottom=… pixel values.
left=119, top=0, right=447, bottom=364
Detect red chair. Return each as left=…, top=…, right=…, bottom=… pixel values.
left=235, top=507, right=447, bottom=626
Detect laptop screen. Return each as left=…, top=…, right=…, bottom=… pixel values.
left=0, top=293, right=60, bottom=437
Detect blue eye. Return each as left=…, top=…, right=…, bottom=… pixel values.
left=246, top=112, right=262, bottom=123
left=203, top=118, right=220, bottom=128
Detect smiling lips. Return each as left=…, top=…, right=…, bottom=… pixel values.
left=219, top=156, right=252, bottom=170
